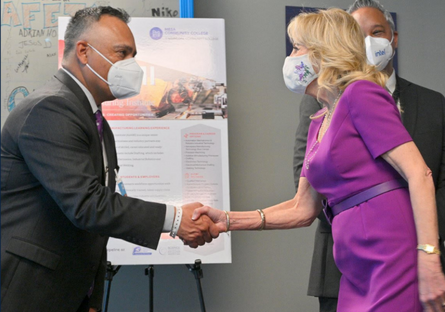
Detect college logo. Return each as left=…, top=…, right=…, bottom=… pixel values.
left=150, top=27, right=163, bottom=40
left=133, top=246, right=153, bottom=255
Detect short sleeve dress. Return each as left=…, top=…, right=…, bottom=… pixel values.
left=301, top=80, right=421, bottom=312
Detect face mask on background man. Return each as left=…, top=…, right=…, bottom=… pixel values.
left=86, top=44, right=144, bottom=99
left=282, top=54, right=318, bottom=94
left=365, top=34, right=394, bottom=71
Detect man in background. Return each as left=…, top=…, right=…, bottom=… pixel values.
left=1, top=6, right=218, bottom=312
left=292, top=1, right=445, bottom=311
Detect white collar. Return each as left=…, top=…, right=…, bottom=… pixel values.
left=386, top=69, right=396, bottom=94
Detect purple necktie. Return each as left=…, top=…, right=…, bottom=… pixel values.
left=95, top=110, right=103, bottom=142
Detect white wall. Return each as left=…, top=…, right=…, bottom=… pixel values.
left=107, top=1, right=445, bottom=311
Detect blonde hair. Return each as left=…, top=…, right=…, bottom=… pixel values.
left=287, top=8, right=387, bottom=98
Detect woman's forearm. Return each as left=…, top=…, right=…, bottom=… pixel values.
left=409, top=174, right=440, bottom=249
left=227, top=178, right=322, bottom=231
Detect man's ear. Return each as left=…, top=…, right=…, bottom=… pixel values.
left=393, top=30, right=399, bottom=50
left=76, top=41, right=89, bottom=65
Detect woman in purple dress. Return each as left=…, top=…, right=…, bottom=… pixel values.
left=191, top=8, right=445, bottom=312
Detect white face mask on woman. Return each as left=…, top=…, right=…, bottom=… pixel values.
left=282, top=54, right=318, bottom=94
left=365, top=34, right=394, bottom=71
left=86, top=44, right=144, bottom=99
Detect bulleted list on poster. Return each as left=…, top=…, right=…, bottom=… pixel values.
left=182, top=125, right=223, bottom=210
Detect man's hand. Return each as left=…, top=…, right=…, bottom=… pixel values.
left=177, top=202, right=220, bottom=248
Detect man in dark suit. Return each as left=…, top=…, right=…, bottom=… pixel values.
left=292, top=1, right=445, bottom=311
left=1, top=7, right=219, bottom=312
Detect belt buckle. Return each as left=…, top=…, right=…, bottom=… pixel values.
left=322, top=199, right=333, bottom=226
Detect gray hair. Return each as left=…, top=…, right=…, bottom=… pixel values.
left=347, top=0, right=395, bottom=32
left=63, top=6, right=130, bottom=57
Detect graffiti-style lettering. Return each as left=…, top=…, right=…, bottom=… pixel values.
left=8, top=86, right=29, bottom=112
left=1, top=2, right=87, bottom=29
left=43, top=3, right=60, bottom=28
left=23, top=3, right=40, bottom=29
left=2, top=1, right=22, bottom=26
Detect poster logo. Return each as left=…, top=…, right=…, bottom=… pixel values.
left=133, top=246, right=153, bottom=255
left=150, top=27, right=163, bottom=40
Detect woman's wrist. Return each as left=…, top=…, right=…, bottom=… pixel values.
left=417, top=244, right=441, bottom=255
left=256, top=209, right=266, bottom=230
left=226, top=210, right=264, bottom=231
left=224, top=210, right=230, bottom=232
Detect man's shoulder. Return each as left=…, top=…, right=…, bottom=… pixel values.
left=398, top=76, right=444, bottom=99
left=299, top=94, right=322, bottom=111
left=5, top=74, right=83, bottom=128
left=21, top=73, right=80, bottom=108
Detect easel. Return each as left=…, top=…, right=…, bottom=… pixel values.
left=103, top=262, right=121, bottom=312
left=186, top=260, right=206, bottom=312
left=102, top=259, right=206, bottom=312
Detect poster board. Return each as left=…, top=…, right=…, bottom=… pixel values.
left=1, top=0, right=179, bottom=128
left=58, top=17, right=232, bottom=265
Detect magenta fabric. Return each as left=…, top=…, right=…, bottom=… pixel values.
left=302, top=80, right=421, bottom=311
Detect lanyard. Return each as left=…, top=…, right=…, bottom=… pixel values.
left=101, top=139, right=109, bottom=187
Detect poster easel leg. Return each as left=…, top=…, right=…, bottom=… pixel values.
left=145, top=265, right=155, bottom=312
left=103, top=262, right=121, bottom=312
left=186, top=259, right=206, bottom=312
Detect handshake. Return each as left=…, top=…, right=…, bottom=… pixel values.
left=175, top=202, right=227, bottom=248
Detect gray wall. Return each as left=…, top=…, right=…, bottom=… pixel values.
left=107, top=1, right=445, bottom=311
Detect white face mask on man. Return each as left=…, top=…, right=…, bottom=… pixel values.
left=282, top=54, right=318, bottom=94
left=86, top=44, right=144, bottom=99
left=365, top=34, right=395, bottom=71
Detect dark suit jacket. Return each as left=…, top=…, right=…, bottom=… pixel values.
left=1, top=69, right=167, bottom=311
left=293, top=77, right=445, bottom=298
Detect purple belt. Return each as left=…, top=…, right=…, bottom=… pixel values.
left=323, top=178, right=408, bottom=225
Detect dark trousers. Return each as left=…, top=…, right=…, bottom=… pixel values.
left=319, top=297, right=338, bottom=312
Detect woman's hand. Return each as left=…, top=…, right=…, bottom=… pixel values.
left=417, top=252, right=445, bottom=311
left=192, top=206, right=228, bottom=233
